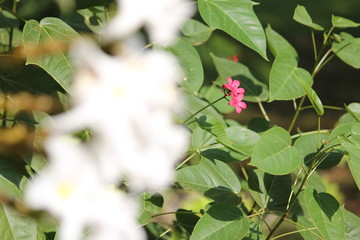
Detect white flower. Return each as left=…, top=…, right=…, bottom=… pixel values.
left=25, top=136, right=146, bottom=240
left=50, top=40, right=189, bottom=191
left=103, top=0, right=196, bottom=45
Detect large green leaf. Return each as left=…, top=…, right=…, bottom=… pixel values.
left=248, top=169, right=291, bottom=212
left=190, top=203, right=250, bottom=240
left=176, top=157, right=241, bottom=204
left=296, top=215, right=323, bottom=240
left=293, top=5, right=324, bottom=31
left=332, top=15, right=360, bottom=29
left=138, top=193, right=164, bottom=225
left=181, top=19, right=214, bottom=46
left=269, top=54, right=313, bottom=101
left=342, top=137, right=360, bottom=190
left=265, top=25, right=298, bottom=59
left=211, top=54, right=268, bottom=102
left=332, top=32, right=360, bottom=69
left=343, top=207, right=360, bottom=240
left=225, top=126, right=260, bottom=157
left=196, top=116, right=251, bottom=157
left=182, top=93, right=226, bottom=130
left=294, top=133, right=343, bottom=169
left=339, top=103, right=360, bottom=124
left=22, top=17, right=79, bottom=92
left=200, top=85, right=234, bottom=114
left=167, top=39, right=204, bottom=94
left=198, top=0, right=267, bottom=59
left=250, top=127, right=302, bottom=175
left=303, top=188, right=345, bottom=240
left=0, top=203, right=45, bottom=240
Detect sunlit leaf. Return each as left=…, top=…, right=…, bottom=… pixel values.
left=198, top=0, right=267, bottom=59
left=0, top=203, right=45, bottom=240
left=293, top=5, right=324, bottom=30
left=269, top=54, right=313, bottom=101
left=181, top=19, right=214, bottom=46
left=23, top=17, right=80, bottom=92
left=332, top=15, right=360, bottom=29
left=343, top=207, right=360, bottom=240
left=265, top=25, right=298, bottom=59
left=176, top=157, right=241, bottom=204
left=332, top=32, right=360, bottom=69
left=303, top=188, right=345, bottom=240
left=251, top=127, right=302, bottom=175
left=190, top=203, right=250, bottom=240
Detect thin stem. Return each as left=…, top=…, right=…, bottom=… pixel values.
left=258, top=101, right=270, bottom=121
left=2, top=95, right=7, bottom=127
left=288, top=96, right=306, bottom=133
left=284, top=218, right=324, bottom=239
left=291, top=129, right=331, bottom=139
left=183, top=95, right=227, bottom=125
left=311, top=30, right=318, bottom=60
left=313, top=49, right=332, bottom=75
left=271, top=227, right=318, bottom=240
left=300, top=105, right=345, bottom=111
left=265, top=168, right=312, bottom=240
left=152, top=211, right=200, bottom=218
left=317, top=117, right=321, bottom=150
left=155, top=225, right=175, bottom=240
left=175, top=152, right=197, bottom=170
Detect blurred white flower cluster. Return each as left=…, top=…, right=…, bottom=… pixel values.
left=25, top=0, right=194, bottom=239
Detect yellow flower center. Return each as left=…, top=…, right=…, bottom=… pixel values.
left=57, top=182, right=74, bottom=198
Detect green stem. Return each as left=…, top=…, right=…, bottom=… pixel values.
left=175, top=152, right=197, bottom=170
left=287, top=96, right=306, bottom=133
left=300, top=105, right=345, bottom=111
left=265, top=168, right=311, bottom=240
left=152, top=211, right=200, bottom=218
left=313, top=49, right=332, bottom=75
left=311, top=29, right=317, bottom=60
left=183, top=95, right=227, bottom=125
left=258, top=101, right=270, bottom=121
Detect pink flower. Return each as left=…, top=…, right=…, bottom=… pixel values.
left=222, top=77, right=247, bottom=113
left=229, top=94, right=247, bottom=113
left=222, top=77, right=245, bottom=96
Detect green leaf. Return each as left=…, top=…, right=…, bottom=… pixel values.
left=332, top=15, right=360, bottom=29
left=77, top=6, right=107, bottom=34
left=211, top=53, right=269, bottom=102
left=190, top=203, right=250, bottom=240
left=342, top=138, right=360, bottom=190
left=0, top=28, right=22, bottom=52
left=182, top=92, right=226, bottom=130
left=296, top=215, right=323, bottom=240
left=138, top=192, right=164, bottom=225
left=293, top=5, right=324, bottom=31
left=243, top=221, right=264, bottom=240
left=181, top=19, right=214, bottom=46
left=0, top=157, right=28, bottom=189
left=294, top=133, right=343, bottom=169
left=248, top=169, right=291, bottom=211
left=303, top=188, right=345, bottom=240
left=251, top=127, right=302, bottom=175
left=269, top=54, right=313, bottom=101
left=296, top=75, right=324, bottom=115
left=225, top=126, right=260, bottom=157
left=343, top=207, right=360, bottom=240
left=167, top=39, right=204, bottom=94
left=0, top=10, right=19, bottom=28
left=248, top=117, right=272, bottom=133
left=196, top=116, right=250, bottom=157
left=200, top=85, right=234, bottom=114
left=22, top=18, right=79, bottom=93
left=332, top=32, right=360, bottom=69
left=265, top=25, right=298, bottom=59
left=0, top=203, right=44, bottom=240
left=176, top=157, right=241, bottom=204
left=176, top=209, right=200, bottom=234
left=198, top=0, right=267, bottom=59
left=339, top=103, right=360, bottom=124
